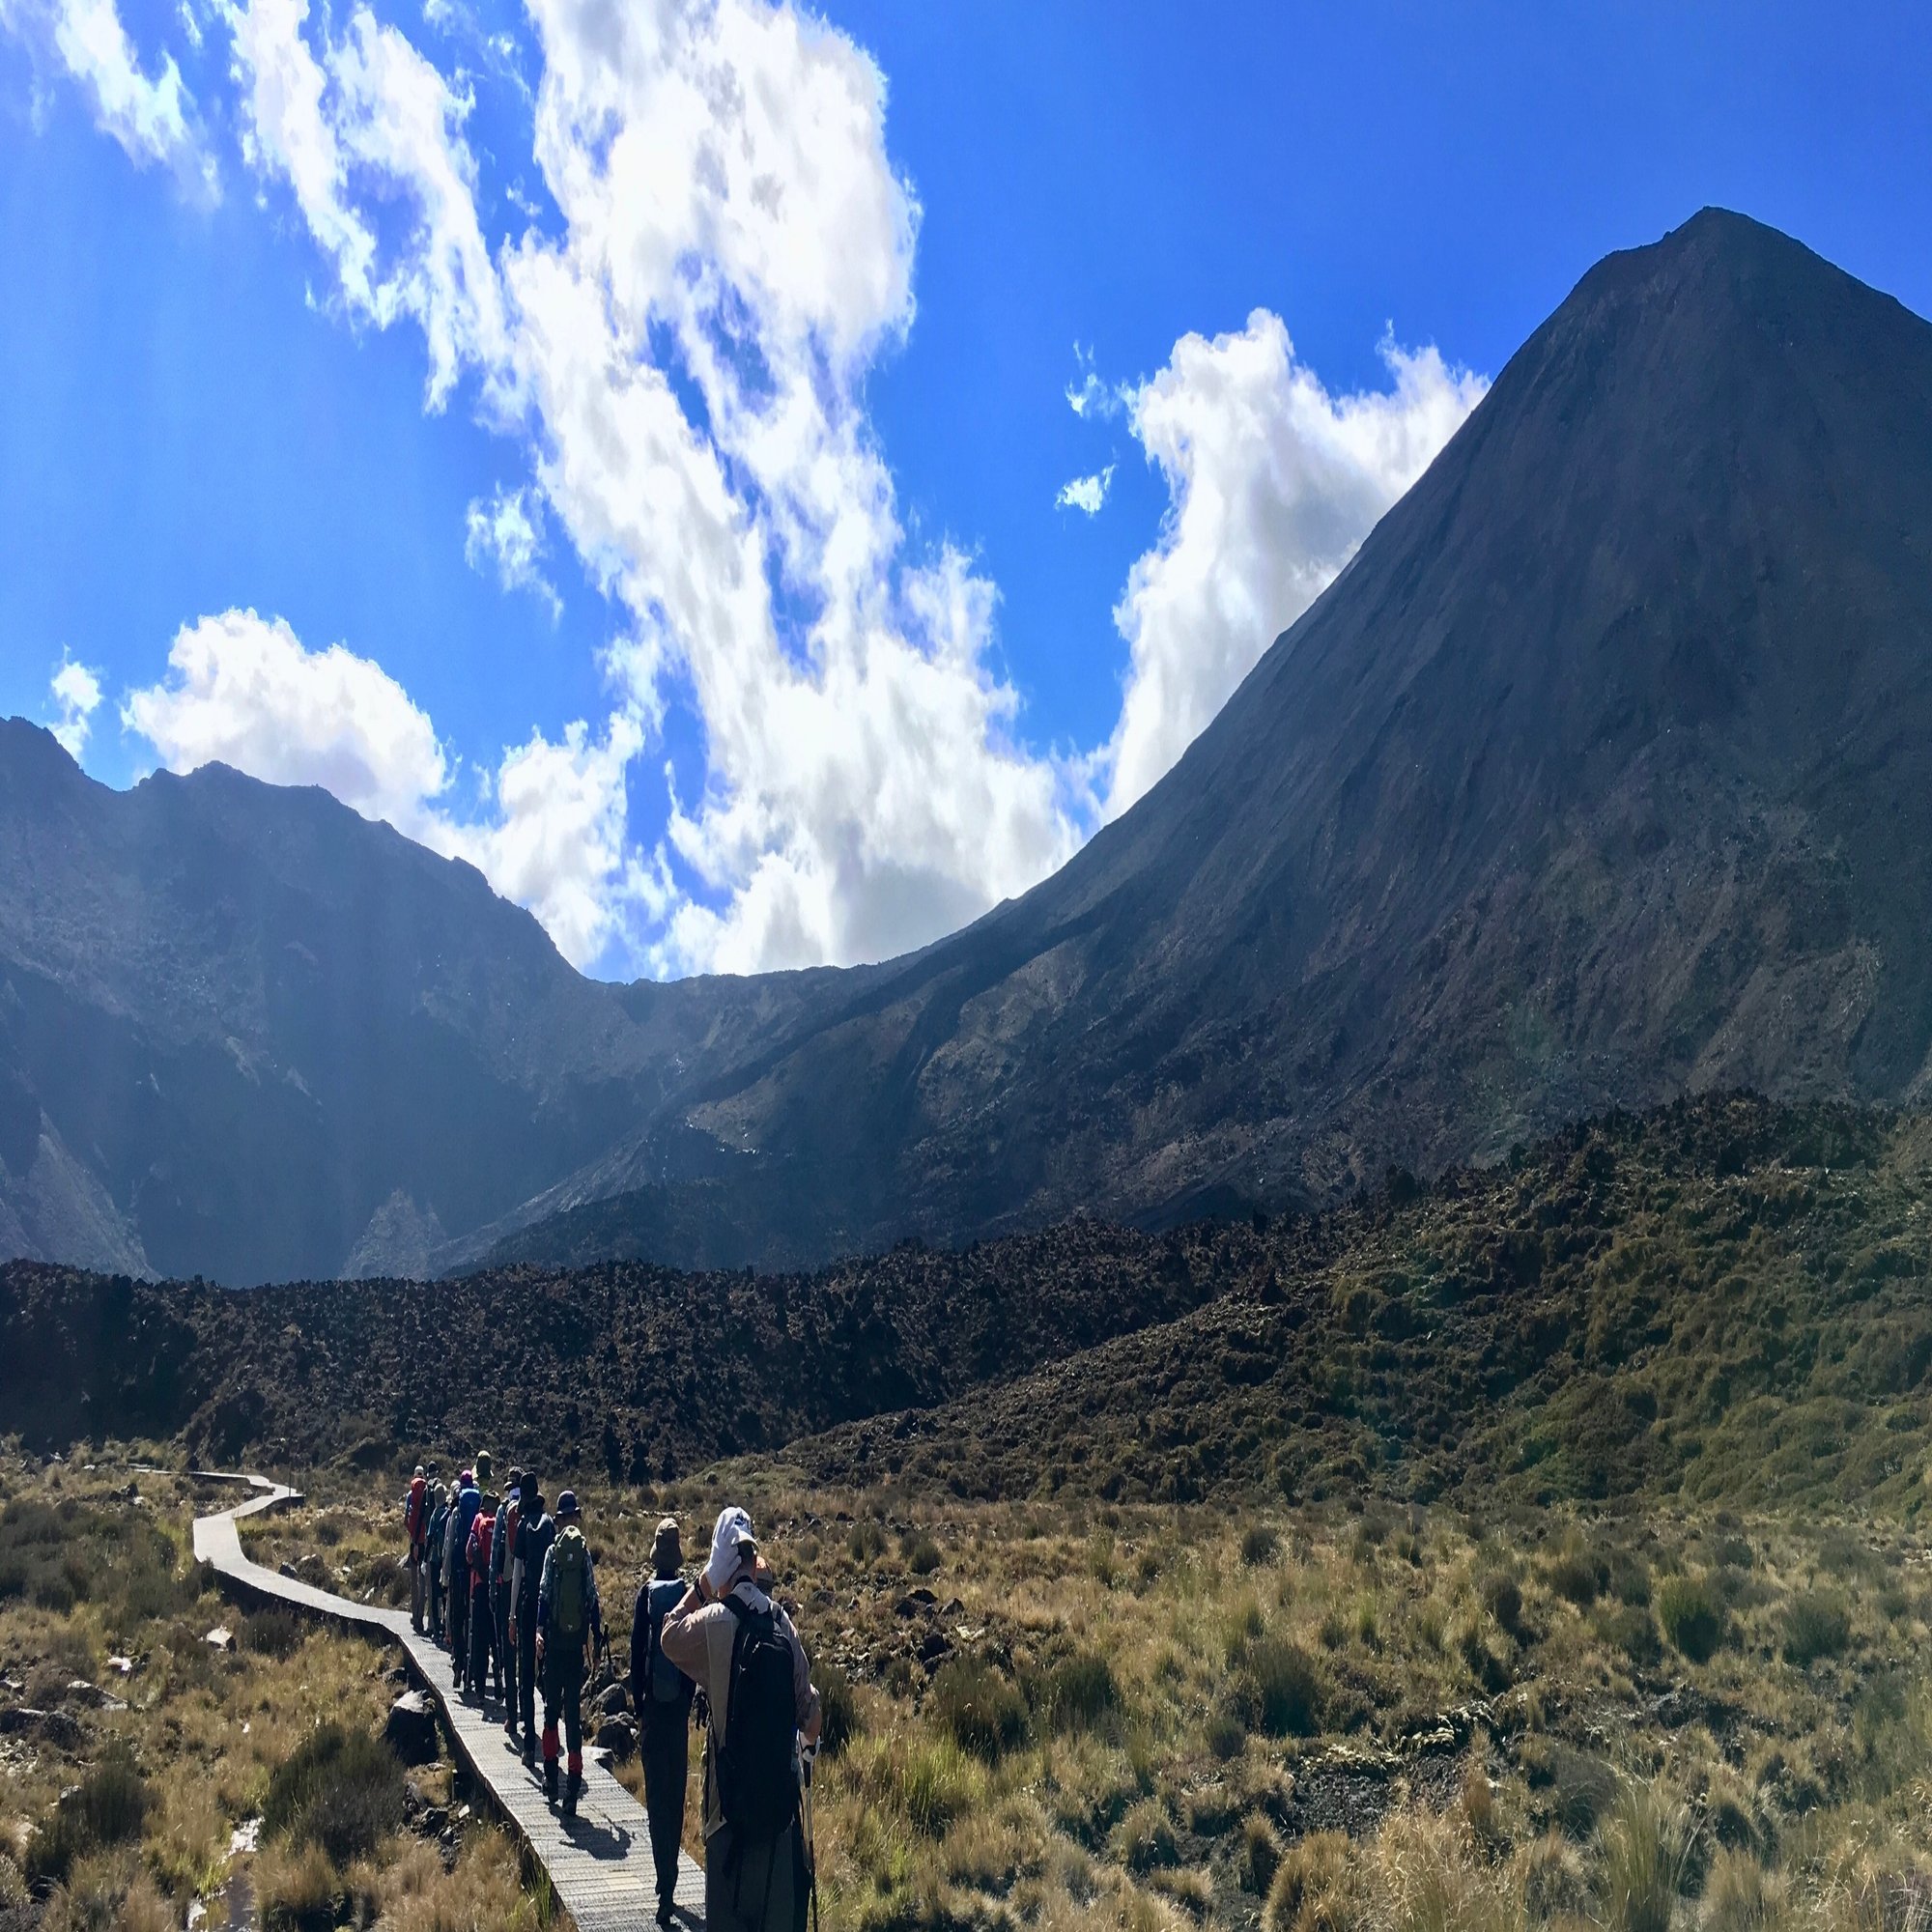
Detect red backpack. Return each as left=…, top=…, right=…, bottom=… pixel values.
left=469, top=1511, right=495, bottom=1588
left=405, top=1476, right=428, bottom=1544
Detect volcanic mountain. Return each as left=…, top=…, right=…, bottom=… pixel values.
left=6, top=208, right=1932, bottom=1282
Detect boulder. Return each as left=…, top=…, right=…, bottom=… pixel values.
left=204, top=1626, right=235, bottom=1652
left=596, top=1714, right=639, bottom=1762
left=0, top=1707, right=83, bottom=1748
left=599, top=1682, right=631, bottom=1717
left=384, top=1690, right=440, bottom=1767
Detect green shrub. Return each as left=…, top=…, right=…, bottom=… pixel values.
left=242, top=1609, right=307, bottom=1661
left=263, top=1723, right=407, bottom=1864
left=1601, top=1604, right=1662, bottom=1666
left=1780, top=1591, right=1851, bottom=1666
left=816, top=1662, right=858, bottom=1758
left=26, top=1747, right=153, bottom=1884
left=928, top=1658, right=1027, bottom=1761
left=847, top=1521, right=886, bottom=1563
left=902, top=1532, right=942, bottom=1577
left=1238, top=1637, right=1323, bottom=1738
left=1240, top=1523, right=1279, bottom=1567
left=1657, top=1575, right=1723, bottom=1662
left=1206, top=1703, right=1247, bottom=1761
left=1044, top=1649, right=1119, bottom=1731
left=1548, top=1544, right=1607, bottom=1606
left=896, top=1740, right=971, bottom=1836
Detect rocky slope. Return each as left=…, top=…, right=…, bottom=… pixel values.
left=8, top=210, right=1932, bottom=1282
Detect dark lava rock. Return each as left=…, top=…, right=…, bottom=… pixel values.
left=596, top=1714, right=638, bottom=1762
left=384, top=1690, right=440, bottom=1767
left=0, top=1707, right=82, bottom=1748
left=599, top=1682, right=631, bottom=1717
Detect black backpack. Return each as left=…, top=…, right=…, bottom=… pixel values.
left=717, top=1598, right=799, bottom=1843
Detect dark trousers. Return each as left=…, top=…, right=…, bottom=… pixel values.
left=449, top=1575, right=469, bottom=1677
left=518, top=1610, right=539, bottom=1743
left=496, top=1581, right=515, bottom=1712
left=468, top=1584, right=495, bottom=1694
left=642, top=1711, right=689, bottom=1910
left=428, top=1565, right=444, bottom=1644
left=705, top=1822, right=804, bottom=1932
left=542, top=1639, right=588, bottom=1773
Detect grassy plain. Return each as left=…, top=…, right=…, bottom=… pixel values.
left=234, top=1463, right=1932, bottom=1932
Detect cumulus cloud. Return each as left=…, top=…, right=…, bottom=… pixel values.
left=47, top=652, right=103, bottom=758
left=1056, top=465, right=1114, bottom=516
left=124, top=608, right=645, bottom=969
left=465, top=484, right=558, bottom=614
left=0, top=0, right=215, bottom=189
left=1099, top=312, right=1486, bottom=816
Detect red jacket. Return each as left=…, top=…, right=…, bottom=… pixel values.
left=468, top=1511, right=495, bottom=1592
left=405, top=1476, right=427, bottom=1548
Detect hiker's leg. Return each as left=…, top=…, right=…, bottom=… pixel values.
left=498, top=1585, right=516, bottom=1715
left=563, top=1649, right=584, bottom=1771
left=519, top=1618, right=539, bottom=1747
left=643, top=1718, right=688, bottom=1910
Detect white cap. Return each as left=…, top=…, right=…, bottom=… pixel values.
left=704, top=1506, right=757, bottom=1596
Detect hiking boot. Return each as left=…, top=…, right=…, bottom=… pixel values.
left=543, top=1760, right=559, bottom=1803
left=521, top=1738, right=536, bottom=1771
left=657, top=1900, right=675, bottom=1928
left=560, top=1772, right=581, bottom=1820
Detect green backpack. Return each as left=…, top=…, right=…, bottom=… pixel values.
left=551, top=1526, right=590, bottom=1637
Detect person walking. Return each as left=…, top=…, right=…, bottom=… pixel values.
left=466, top=1484, right=499, bottom=1703
left=405, top=1465, right=430, bottom=1634
left=660, top=1507, right=821, bottom=1932
left=631, top=1517, right=696, bottom=1925
left=496, top=1471, right=525, bottom=1736
left=536, top=1490, right=603, bottom=1818
left=444, top=1465, right=483, bottom=1689
left=510, top=1482, right=554, bottom=1770
left=423, top=1480, right=449, bottom=1646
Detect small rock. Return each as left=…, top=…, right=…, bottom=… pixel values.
left=65, top=1680, right=107, bottom=1707
left=591, top=1747, right=615, bottom=1771
left=385, top=1664, right=411, bottom=1687
left=599, top=1682, right=631, bottom=1717
left=384, top=1690, right=441, bottom=1767
left=205, top=1626, right=235, bottom=1652
left=279, top=1561, right=300, bottom=1579
left=916, top=1630, right=952, bottom=1667
left=106, top=1657, right=135, bottom=1678
left=417, top=1805, right=448, bottom=1837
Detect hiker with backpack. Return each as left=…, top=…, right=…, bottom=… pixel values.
left=536, top=1489, right=603, bottom=1818
left=660, top=1506, right=822, bottom=1932
left=466, top=1482, right=500, bottom=1702
left=509, top=1482, right=554, bottom=1770
left=424, top=1479, right=449, bottom=1646
left=496, top=1471, right=525, bottom=1734
left=405, top=1464, right=430, bottom=1634
left=632, top=1516, right=696, bottom=1926
left=444, top=1464, right=485, bottom=1689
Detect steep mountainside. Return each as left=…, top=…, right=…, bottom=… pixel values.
left=8, top=210, right=1932, bottom=1282
left=9, top=1097, right=1931, bottom=1516
left=0, top=724, right=861, bottom=1281
left=481, top=208, right=1932, bottom=1266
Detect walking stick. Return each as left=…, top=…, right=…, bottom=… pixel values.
left=801, top=1741, right=820, bottom=1932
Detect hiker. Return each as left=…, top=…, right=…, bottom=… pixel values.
left=496, top=1470, right=525, bottom=1730
left=660, top=1507, right=821, bottom=1932
left=467, top=1485, right=499, bottom=1702
left=631, top=1516, right=696, bottom=1925
left=444, top=1464, right=484, bottom=1687
left=510, top=1482, right=554, bottom=1769
left=424, top=1480, right=449, bottom=1645
left=536, top=1489, right=603, bottom=1818
left=404, top=1464, right=429, bottom=1634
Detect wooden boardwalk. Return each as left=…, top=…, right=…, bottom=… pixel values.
left=192, top=1473, right=705, bottom=1932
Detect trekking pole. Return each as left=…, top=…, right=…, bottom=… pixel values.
left=801, top=1740, right=820, bottom=1932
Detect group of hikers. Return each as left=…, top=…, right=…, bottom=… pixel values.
left=402, top=1453, right=822, bottom=1932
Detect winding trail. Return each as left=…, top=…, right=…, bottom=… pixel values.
left=192, top=1472, right=704, bottom=1932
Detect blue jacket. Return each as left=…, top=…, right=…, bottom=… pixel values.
left=443, top=1480, right=482, bottom=1592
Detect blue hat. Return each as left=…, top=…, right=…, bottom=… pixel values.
left=556, top=1490, right=580, bottom=1517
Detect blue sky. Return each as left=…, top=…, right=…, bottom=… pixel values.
left=1, top=0, right=1927, bottom=978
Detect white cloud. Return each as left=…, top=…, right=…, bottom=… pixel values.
left=0, top=0, right=215, bottom=189
left=1065, top=341, right=1118, bottom=420
left=47, top=652, right=103, bottom=758
left=123, top=608, right=646, bottom=969
left=1098, top=312, right=1486, bottom=816
left=465, top=484, right=558, bottom=614
left=223, top=0, right=510, bottom=408
left=1056, top=465, right=1114, bottom=517
left=123, top=608, right=452, bottom=825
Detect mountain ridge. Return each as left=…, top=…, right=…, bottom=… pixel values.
left=8, top=208, right=1932, bottom=1282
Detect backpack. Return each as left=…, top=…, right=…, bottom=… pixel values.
left=717, top=1597, right=800, bottom=1843
left=469, top=1512, right=494, bottom=1587
left=551, top=1526, right=590, bottom=1637
left=496, top=1501, right=519, bottom=1581
left=405, top=1477, right=427, bottom=1543
left=519, top=1515, right=554, bottom=1611
left=642, top=1577, right=689, bottom=1706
